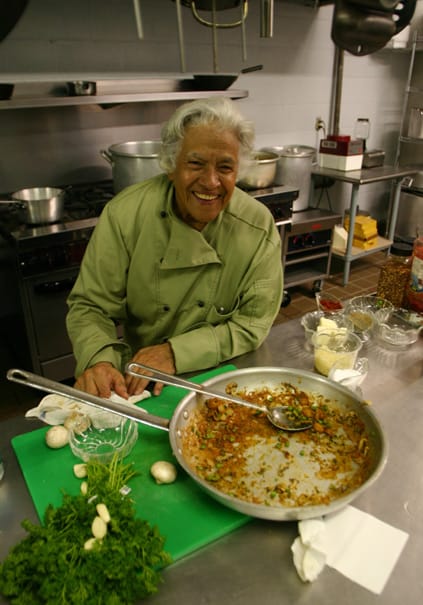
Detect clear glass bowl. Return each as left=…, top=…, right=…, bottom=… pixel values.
left=301, top=310, right=353, bottom=352
left=315, top=291, right=344, bottom=314
left=375, top=308, right=423, bottom=349
left=69, top=416, right=138, bottom=464
left=344, top=295, right=394, bottom=342
left=329, top=356, right=369, bottom=396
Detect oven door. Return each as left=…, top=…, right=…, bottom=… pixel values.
left=20, top=269, right=77, bottom=381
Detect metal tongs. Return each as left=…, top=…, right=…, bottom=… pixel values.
left=126, top=362, right=312, bottom=431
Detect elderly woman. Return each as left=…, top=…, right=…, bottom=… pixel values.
left=66, top=97, right=283, bottom=399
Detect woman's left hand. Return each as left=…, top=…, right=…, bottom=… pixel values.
left=125, top=342, right=176, bottom=396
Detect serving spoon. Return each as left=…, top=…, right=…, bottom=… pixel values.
left=126, top=362, right=312, bottom=432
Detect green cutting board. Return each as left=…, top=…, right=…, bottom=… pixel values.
left=12, top=364, right=251, bottom=562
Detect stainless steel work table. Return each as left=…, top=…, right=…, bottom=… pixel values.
left=311, top=165, right=417, bottom=285
left=1, top=318, right=422, bottom=605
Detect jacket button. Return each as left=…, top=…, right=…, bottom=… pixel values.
left=160, top=211, right=167, bottom=218
left=198, top=301, right=205, bottom=307
left=163, top=305, right=170, bottom=312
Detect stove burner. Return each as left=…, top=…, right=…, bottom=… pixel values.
left=64, top=181, right=114, bottom=220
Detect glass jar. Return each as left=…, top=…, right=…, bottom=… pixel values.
left=354, top=118, right=370, bottom=151
left=406, top=234, right=423, bottom=313
left=376, top=243, right=412, bottom=307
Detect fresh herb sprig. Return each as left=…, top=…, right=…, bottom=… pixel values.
left=0, top=454, right=172, bottom=604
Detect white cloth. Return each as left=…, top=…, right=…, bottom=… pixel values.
left=25, top=391, right=150, bottom=429
left=291, top=505, right=409, bottom=594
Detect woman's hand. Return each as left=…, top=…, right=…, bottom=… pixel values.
left=74, top=362, right=129, bottom=399
left=126, top=342, right=176, bottom=396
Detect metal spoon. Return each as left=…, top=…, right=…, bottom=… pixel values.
left=125, top=362, right=312, bottom=432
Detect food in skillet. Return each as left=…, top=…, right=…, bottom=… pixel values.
left=181, top=382, right=372, bottom=508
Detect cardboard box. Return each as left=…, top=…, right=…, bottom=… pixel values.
left=318, top=152, right=363, bottom=171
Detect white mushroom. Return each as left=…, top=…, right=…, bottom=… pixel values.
left=150, top=461, right=177, bottom=484
left=45, top=425, right=69, bottom=449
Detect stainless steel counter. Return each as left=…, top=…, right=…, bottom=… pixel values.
left=1, top=319, right=422, bottom=604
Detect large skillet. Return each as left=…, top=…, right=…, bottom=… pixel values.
left=7, top=367, right=387, bottom=522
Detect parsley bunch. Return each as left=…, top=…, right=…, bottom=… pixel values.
left=0, top=455, right=172, bottom=604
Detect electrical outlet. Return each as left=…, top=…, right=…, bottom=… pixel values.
left=315, top=117, right=325, bottom=132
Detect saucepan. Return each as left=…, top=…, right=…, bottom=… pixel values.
left=0, top=187, right=66, bottom=225
left=7, top=366, right=387, bottom=521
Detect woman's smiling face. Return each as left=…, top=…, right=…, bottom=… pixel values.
left=168, top=122, right=240, bottom=231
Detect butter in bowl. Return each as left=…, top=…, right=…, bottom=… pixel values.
left=312, top=329, right=363, bottom=377
left=301, top=311, right=353, bottom=352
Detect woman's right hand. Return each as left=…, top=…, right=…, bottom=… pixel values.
left=74, top=362, right=129, bottom=399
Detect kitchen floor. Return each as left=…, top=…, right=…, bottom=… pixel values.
left=0, top=252, right=385, bottom=423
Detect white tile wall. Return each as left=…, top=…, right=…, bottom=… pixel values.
left=0, top=0, right=420, bottom=219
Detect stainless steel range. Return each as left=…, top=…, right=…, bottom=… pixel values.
left=0, top=181, right=298, bottom=382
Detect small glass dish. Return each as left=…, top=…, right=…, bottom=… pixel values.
left=301, top=310, right=353, bottom=352
left=315, top=291, right=344, bottom=314
left=374, top=307, right=423, bottom=349
left=69, top=416, right=138, bottom=464
left=344, top=295, right=393, bottom=342
left=329, top=356, right=369, bottom=395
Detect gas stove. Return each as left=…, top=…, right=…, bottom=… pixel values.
left=0, top=180, right=115, bottom=243
left=0, top=181, right=297, bottom=246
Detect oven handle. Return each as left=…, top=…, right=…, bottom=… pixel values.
left=34, top=277, right=76, bottom=294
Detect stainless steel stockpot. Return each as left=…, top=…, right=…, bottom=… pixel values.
left=236, top=150, right=279, bottom=190
left=261, top=145, right=316, bottom=211
left=100, top=140, right=162, bottom=193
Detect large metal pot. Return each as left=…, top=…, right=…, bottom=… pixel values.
left=8, top=366, right=387, bottom=522
left=100, top=140, right=162, bottom=193
left=236, top=151, right=279, bottom=190
left=261, top=145, right=316, bottom=211
left=0, top=187, right=65, bottom=224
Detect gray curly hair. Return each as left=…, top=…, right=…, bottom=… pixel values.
left=159, top=97, right=255, bottom=179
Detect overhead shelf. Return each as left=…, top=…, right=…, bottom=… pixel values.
left=0, top=89, right=248, bottom=110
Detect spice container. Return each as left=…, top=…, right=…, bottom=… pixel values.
left=406, top=233, right=423, bottom=313
left=376, top=242, right=412, bottom=307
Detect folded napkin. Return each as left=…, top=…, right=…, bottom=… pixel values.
left=25, top=391, right=150, bottom=429
left=292, top=505, right=409, bottom=594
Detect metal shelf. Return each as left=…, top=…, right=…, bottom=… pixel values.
left=399, top=136, right=423, bottom=144
left=332, top=236, right=392, bottom=260
left=0, top=89, right=248, bottom=110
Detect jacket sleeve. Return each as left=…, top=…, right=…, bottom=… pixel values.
left=169, top=225, right=283, bottom=374
left=66, top=205, right=132, bottom=378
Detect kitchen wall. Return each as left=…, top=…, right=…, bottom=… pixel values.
left=0, top=0, right=422, bottom=218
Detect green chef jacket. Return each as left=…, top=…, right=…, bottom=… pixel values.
left=66, top=174, right=283, bottom=377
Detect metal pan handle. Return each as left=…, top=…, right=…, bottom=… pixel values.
left=126, top=362, right=263, bottom=412
left=7, top=368, right=170, bottom=431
